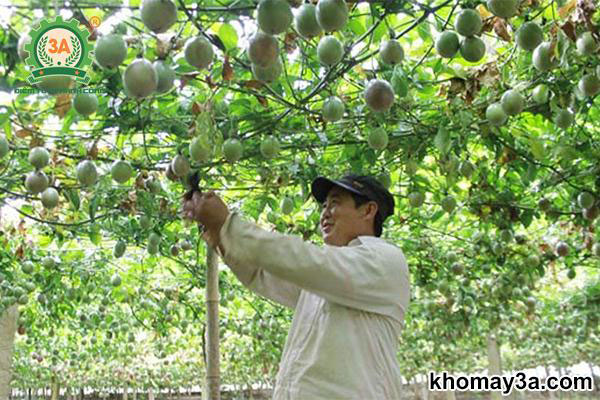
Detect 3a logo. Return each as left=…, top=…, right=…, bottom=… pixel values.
left=24, top=16, right=94, bottom=86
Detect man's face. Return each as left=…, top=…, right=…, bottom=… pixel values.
left=319, top=186, right=373, bottom=246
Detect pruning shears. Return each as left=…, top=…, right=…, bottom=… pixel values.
left=182, top=170, right=207, bottom=233
left=184, top=170, right=202, bottom=201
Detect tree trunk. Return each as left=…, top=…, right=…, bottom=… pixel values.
left=544, top=365, right=554, bottom=400
left=487, top=334, right=503, bottom=400
left=0, top=305, right=18, bottom=400
left=420, top=377, right=429, bottom=400
left=444, top=388, right=456, bottom=400
left=204, top=245, right=220, bottom=400
left=148, top=388, right=154, bottom=400
left=50, top=378, right=59, bottom=400
left=443, top=369, right=456, bottom=400
left=123, top=387, right=128, bottom=400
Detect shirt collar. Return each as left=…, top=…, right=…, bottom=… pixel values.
left=348, top=235, right=384, bottom=247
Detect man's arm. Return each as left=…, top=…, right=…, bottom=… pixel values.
left=218, top=212, right=410, bottom=322
left=183, top=191, right=302, bottom=309
left=216, top=213, right=301, bottom=309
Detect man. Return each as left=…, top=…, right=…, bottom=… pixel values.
left=182, top=174, right=410, bottom=399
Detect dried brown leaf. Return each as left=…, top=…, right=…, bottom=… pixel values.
left=244, top=80, right=264, bottom=89
left=474, top=63, right=500, bottom=86
left=87, top=141, right=98, bottom=159
left=29, top=137, right=44, bottom=148
left=135, top=174, right=146, bottom=190
left=18, top=220, right=26, bottom=234
left=437, top=83, right=448, bottom=98
left=55, top=93, right=72, bottom=119
left=15, top=244, right=24, bottom=259
left=156, top=34, right=173, bottom=59
left=447, top=78, right=466, bottom=99
left=15, top=128, right=33, bottom=138
left=575, top=0, right=597, bottom=32
left=558, top=0, right=576, bottom=18
left=205, top=75, right=216, bottom=89
left=191, top=102, right=202, bottom=115
left=179, top=72, right=200, bottom=90
left=255, top=95, right=268, bottom=107
left=159, top=198, right=169, bottom=213
left=284, top=32, right=297, bottom=53
left=481, top=17, right=495, bottom=34
left=222, top=57, right=234, bottom=82
left=493, top=18, right=512, bottom=42
left=560, top=20, right=577, bottom=42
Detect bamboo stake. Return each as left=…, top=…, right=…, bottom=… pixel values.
left=0, top=305, right=18, bottom=400
left=205, top=245, right=220, bottom=400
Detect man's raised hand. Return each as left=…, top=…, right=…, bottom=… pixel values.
left=182, top=191, right=230, bottom=249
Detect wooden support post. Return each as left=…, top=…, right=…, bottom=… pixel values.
left=204, top=245, right=220, bottom=400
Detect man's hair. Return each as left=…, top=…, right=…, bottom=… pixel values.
left=349, top=192, right=384, bottom=237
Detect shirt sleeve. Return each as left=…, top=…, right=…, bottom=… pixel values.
left=218, top=212, right=409, bottom=322
left=216, top=213, right=302, bottom=310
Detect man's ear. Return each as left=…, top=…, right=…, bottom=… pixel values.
left=362, top=201, right=378, bottom=219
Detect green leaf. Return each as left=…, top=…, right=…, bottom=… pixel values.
left=4, top=119, right=11, bottom=140
left=0, top=106, right=11, bottom=126
left=432, top=59, right=444, bottom=74
left=430, top=210, right=444, bottom=222
left=434, top=126, right=452, bottom=155
left=557, top=29, right=570, bottom=68
left=529, top=137, right=545, bottom=160
left=348, top=19, right=366, bottom=36
left=89, top=226, right=101, bottom=246
left=218, top=23, right=238, bottom=51
left=38, top=235, right=53, bottom=248
left=364, top=148, right=378, bottom=164
left=62, top=111, right=75, bottom=133
left=65, top=189, right=80, bottom=211
left=89, top=196, right=99, bottom=221
left=372, top=21, right=387, bottom=43
left=116, top=132, right=126, bottom=150
left=521, top=209, right=534, bottom=228
left=254, top=198, right=267, bottom=221
left=417, top=22, right=431, bottom=42
left=20, top=204, right=33, bottom=215
left=369, top=3, right=381, bottom=19
left=537, top=264, right=545, bottom=277
left=391, top=67, right=409, bottom=98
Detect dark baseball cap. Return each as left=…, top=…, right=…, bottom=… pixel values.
left=311, top=174, right=395, bottom=219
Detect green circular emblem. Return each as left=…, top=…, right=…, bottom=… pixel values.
left=24, top=16, right=94, bottom=85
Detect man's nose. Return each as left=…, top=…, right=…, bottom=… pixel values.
left=321, top=206, right=331, bottom=221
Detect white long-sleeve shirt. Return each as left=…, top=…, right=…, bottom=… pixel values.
left=218, top=212, right=411, bottom=400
